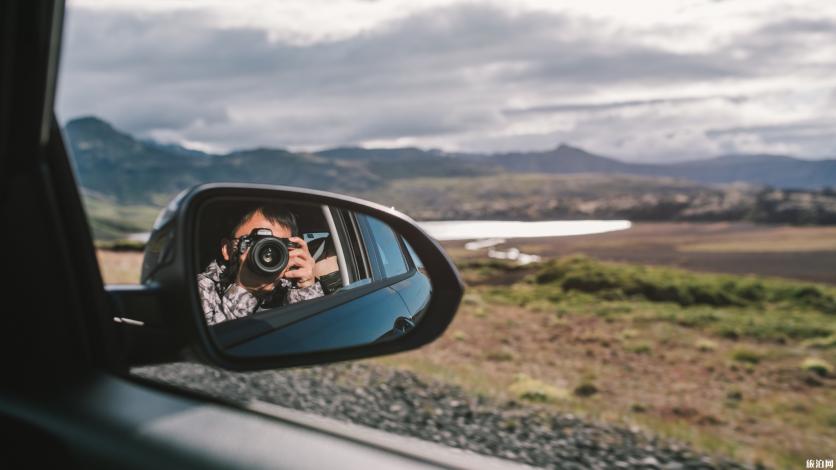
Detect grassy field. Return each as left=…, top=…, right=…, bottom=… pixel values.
left=377, top=257, right=836, bottom=469
left=97, top=222, right=836, bottom=469
left=82, top=191, right=160, bottom=240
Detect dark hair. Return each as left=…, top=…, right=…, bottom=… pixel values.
left=229, top=205, right=298, bottom=238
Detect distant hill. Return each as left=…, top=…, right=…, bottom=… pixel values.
left=316, top=146, right=497, bottom=179
left=62, top=116, right=836, bottom=239
left=64, top=117, right=381, bottom=205
left=140, top=139, right=213, bottom=159
left=658, top=154, right=836, bottom=189
left=469, top=144, right=637, bottom=174
left=449, top=145, right=835, bottom=190
left=65, top=117, right=497, bottom=206
left=65, top=117, right=836, bottom=205
left=317, top=146, right=444, bottom=160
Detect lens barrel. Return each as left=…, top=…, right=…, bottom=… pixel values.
left=248, top=237, right=290, bottom=275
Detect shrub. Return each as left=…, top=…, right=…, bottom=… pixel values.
left=800, top=357, right=833, bottom=377
left=509, top=375, right=568, bottom=403
left=485, top=348, right=516, bottom=362
left=625, top=341, right=653, bottom=354
left=695, top=338, right=718, bottom=352
left=731, top=348, right=763, bottom=364
left=802, top=335, right=836, bottom=349
left=790, top=286, right=836, bottom=314
left=573, top=382, right=598, bottom=397
left=619, top=329, right=640, bottom=340
left=726, top=389, right=743, bottom=401
left=630, top=404, right=647, bottom=413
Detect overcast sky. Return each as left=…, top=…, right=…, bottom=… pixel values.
left=56, top=0, right=836, bottom=162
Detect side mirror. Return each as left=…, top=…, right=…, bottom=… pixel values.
left=109, top=184, right=463, bottom=371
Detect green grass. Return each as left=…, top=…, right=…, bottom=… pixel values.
left=508, top=375, right=568, bottom=403
left=82, top=192, right=161, bottom=240
left=730, top=348, right=763, bottom=364
left=532, top=256, right=836, bottom=313
left=800, top=357, right=833, bottom=376
left=478, top=256, right=836, bottom=343
left=624, top=340, right=653, bottom=354
left=695, top=338, right=719, bottom=352
left=802, top=335, right=836, bottom=349
left=485, top=347, right=517, bottom=362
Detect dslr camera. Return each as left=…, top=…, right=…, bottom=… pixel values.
left=237, top=228, right=299, bottom=277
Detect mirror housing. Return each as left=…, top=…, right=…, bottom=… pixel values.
left=109, top=184, right=463, bottom=371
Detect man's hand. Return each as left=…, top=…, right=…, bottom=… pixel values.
left=282, top=237, right=316, bottom=288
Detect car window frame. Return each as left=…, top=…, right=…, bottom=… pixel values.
left=330, top=207, right=370, bottom=284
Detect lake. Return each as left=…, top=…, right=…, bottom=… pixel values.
left=417, top=220, right=632, bottom=264
left=417, top=220, right=632, bottom=241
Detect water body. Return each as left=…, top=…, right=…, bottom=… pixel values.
left=417, top=220, right=632, bottom=241
left=418, top=220, right=632, bottom=265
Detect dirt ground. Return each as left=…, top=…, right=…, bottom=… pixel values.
left=441, top=222, right=836, bottom=285
left=96, top=249, right=143, bottom=284
left=378, top=289, right=836, bottom=469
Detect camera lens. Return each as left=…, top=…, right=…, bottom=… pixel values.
left=260, top=246, right=276, bottom=265
left=249, top=238, right=289, bottom=275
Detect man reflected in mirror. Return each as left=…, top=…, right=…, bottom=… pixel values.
left=198, top=205, right=324, bottom=325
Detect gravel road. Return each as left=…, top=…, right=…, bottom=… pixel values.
left=134, top=362, right=759, bottom=470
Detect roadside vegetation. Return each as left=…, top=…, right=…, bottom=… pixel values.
left=486, top=255, right=836, bottom=342
left=82, top=191, right=160, bottom=240
left=379, top=255, right=836, bottom=469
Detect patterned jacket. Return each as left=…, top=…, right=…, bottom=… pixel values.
left=197, top=259, right=324, bottom=326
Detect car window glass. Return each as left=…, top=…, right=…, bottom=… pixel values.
left=362, top=216, right=408, bottom=279
left=403, top=239, right=423, bottom=270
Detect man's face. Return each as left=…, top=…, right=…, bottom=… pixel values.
left=222, top=210, right=292, bottom=293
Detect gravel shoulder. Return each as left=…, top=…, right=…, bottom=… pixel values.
left=134, top=362, right=757, bottom=470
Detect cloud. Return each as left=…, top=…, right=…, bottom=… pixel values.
left=503, top=95, right=749, bottom=115
left=56, top=2, right=836, bottom=160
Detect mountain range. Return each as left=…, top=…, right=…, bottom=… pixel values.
left=457, top=145, right=836, bottom=189
left=63, top=116, right=836, bottom=239
left=65, top=116, right=836, bottom=206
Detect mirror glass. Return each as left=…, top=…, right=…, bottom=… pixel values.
left=195, top=197, right=431, bottom=357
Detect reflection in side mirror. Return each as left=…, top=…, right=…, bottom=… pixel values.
left=128, top=184, right=462, bottom=371
left=194, top=197, right=432, bottom=357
